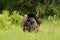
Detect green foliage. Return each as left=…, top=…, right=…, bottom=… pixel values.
left=48, top=15, right=58, bottom=24
left=11, top=11, right=23, bottom=25
left=0, top=0, right=60, bottom=18
left=53, top=5, right=60, bottom=17
left=0, top=10, right=23, bottom=29
left=0, top=10, right=10, bottom=29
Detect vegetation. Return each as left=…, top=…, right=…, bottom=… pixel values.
left=0, top=0, right=60, bottom=18
left=0, top=10, right=60, bottom=40
left=0, top=0, right=60, bottom=40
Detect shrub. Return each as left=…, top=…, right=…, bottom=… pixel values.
left=0, top=10, right=10, bottom=29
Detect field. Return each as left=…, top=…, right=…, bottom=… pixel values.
left=0, top=0, right=60, bottom=40
left=0, top=19, right=60, bottom=40
left=0, top=10, right=60, bottom=40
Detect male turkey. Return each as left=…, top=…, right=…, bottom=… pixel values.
left=21, top=10, right=41, bottom=32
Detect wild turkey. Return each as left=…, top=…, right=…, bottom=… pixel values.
left=21, top=9, right=41, bottom=32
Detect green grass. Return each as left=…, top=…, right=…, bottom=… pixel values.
left=0, top=20, right=60, bottom=40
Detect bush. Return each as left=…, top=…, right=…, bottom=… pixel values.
left=0, top=10, right=10, bottom=29
left=48, top=15, right=58, bottom=24
left=0, top=10, right=23, bottom=29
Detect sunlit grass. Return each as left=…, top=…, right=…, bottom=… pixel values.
left=0, top=20, right=60, bottom=40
